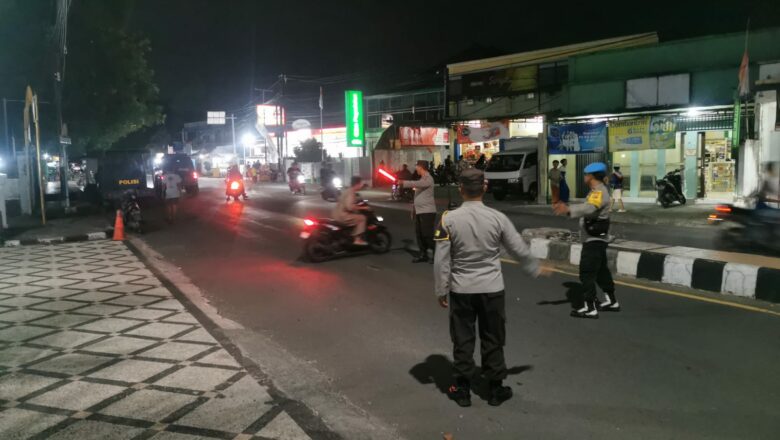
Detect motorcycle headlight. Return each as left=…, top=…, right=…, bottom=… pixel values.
left=297, top=175, right=305, bottom=183
left=332, top=177, right=342, bottom=188
left=376, top=216, right=384, bottom=222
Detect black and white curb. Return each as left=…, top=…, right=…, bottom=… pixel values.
left=2, top=230, right=111, bottom=247
left=526, top=237, right=780, bottom=304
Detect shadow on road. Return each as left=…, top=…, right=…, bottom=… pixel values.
left=409, top=354, right=533, bottom=402
left=537, top=281, right=579, bottom=308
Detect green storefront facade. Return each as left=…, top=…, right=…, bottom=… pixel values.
left=554, top=27, right=780, bottom=202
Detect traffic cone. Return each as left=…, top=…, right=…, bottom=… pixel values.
left=113, top=209, right=125, bottom=241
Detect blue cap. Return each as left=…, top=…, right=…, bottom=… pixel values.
left=583, top=162, right=607, bottom=174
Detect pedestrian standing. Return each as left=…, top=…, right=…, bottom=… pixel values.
left=163, top=171, right=183, bottom=223
left=399, top=160, right=436, bottom=263
left=434, top=168, right=549, bottom=407
left=553, top=162, right=619, bottom=318
left=549, top=160, right=562, bottom=203
left=609, top=165, right=626, bottom=212
left=559, top=158, right=570, bottom=203
left=475, top=154, right=487, bottom=170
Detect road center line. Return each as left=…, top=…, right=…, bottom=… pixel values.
left=500, top=258, right=780, bottom=318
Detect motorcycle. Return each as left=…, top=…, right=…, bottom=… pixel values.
left=225, top=178, right=247, bottom=201
left=656, top=169, right=686, bottom=208
left=391, top=181, right=414, bottom=202
left=120, top=190, right=143, bottom=233
left=708, top=203, right=780, bottom=255
left=300, top=201, right=392, bottom=262
left=321, top=176, right=342, bottom=202
left=289, top=174, right=306, bottom=195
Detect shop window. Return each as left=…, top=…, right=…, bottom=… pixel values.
left=626, top=74, right=690, bottom=108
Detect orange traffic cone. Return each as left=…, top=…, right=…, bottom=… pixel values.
left=113, top=209, right=125, bottom=241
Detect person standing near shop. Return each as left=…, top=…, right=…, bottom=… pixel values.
left=163, top=170, right=183, bottom=224
left=434, top=168, right=549, bottom=407
left=399, top=160, right=436, bottom=263
left=559, top=158, right=570, bottom=203
left=609, top=165, right=626, bottom=213
left=549, top=160, right=562, bottom=203
left=553, top=162, right=619, bottom=318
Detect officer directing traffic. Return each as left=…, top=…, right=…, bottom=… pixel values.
left=434, top=168, right=549, bottom=407
left=553, top=162, right=620, bottom=318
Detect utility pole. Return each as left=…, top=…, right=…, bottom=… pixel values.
left=229, top=114, right=237, bottom=164
left=32, top=93, right=46, bottom=225
left=2, top=98, right=7, bottom=156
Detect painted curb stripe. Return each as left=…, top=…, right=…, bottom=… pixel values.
left=755, top=268, right=780, bottom=303
left=637, top=252, right=666, bottom=282
left=691, top=259, right=726, bottom=292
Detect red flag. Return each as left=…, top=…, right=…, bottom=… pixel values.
left=738, top=50, right=749, bottom=96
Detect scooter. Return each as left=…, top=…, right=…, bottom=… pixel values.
left=708, top=203, right=780, bottom=255
left=120, top=190, right=143, bottom=233
left=321, top=176, right=342, bottom=202
left=225, top=178, right=247, bottom=202
left=656, top=169, right=686, bottom=208
left=300, top=201, right=392, bottom=262
left=289, top=174, right=306, bottom=195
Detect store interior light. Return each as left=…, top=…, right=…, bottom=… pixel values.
left=685, top=107, right=702, bottom=117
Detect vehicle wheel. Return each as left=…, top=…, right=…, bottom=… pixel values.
left=659, top=197, right=671, bottom=208
left=493, top=191, right=507, bottom=201
left=527, top=183, right=538, bottom=201
left=369, top=230, right=392, bottom=254
left=679, top=195, right=687, bottom=205
left=305, top=236, right=332, bottom=262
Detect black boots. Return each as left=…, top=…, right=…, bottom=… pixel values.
left=487, top=380, right=513, bottom=406
left=448, top=378, right=471, bottom=407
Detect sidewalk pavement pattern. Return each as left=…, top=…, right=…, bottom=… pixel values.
left=0, top=240, right=321, bottom=440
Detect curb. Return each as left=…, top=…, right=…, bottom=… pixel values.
left=527, top=237, right=780, bottom=304
left=2, top=229, right=112, bottom=247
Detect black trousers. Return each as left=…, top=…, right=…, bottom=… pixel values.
left=579, top=241, right=615, bottom=304
left=415, top=213, right=436, bottom=256
left=449, top=292, right=507, bottom=382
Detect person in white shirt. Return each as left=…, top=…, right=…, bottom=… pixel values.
left=164, top=172, right=182, bottom=223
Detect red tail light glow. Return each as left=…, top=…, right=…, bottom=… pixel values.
left=303, top=219, right=316, bottom=227
left=230, top=181, right=240, bottom=190
left=378, top=168, right=397, bottom=182
left=192, top=172, right=198, bottom=179
left=715, top=205, right=732, bottom=213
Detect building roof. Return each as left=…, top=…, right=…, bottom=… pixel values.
left=447, top=33, right=659, bottom=75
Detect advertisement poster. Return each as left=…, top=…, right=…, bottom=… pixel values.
left=457, top=121, right=509, bottom=144
left=649, top=115, right=677, bottom=149
left=608, top=117, right=650, bottom=151
left=547, top=122, right=606, bottom=154
left=398, top=127, right=449, bottom=146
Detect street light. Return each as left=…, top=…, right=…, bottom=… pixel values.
left=241, top=133, right=255, bottom=148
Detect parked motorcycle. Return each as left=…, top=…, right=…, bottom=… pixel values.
left=708, top=203, right=780, bottom=255
left=321, top=176, right=342, bottom=202
left=656, top=169, right=686, bottom=208
left=289, top=174, right=306, bottom=195
left=300, top=201, right=392, bottom=262
left=120, top=190, right=143, bottom=233
left=225, top=178, right=247, bottom=202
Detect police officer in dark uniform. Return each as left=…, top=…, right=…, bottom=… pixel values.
left=434, top=168, right=550, bottom=407
left=554, top=162, right=620, bottom=318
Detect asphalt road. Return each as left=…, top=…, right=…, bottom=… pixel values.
left=135, top=180, right=780, bottom=439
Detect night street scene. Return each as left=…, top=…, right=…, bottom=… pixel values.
left=1, top=1, right=780, bottom=439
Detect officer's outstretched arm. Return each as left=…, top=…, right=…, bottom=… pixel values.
left=499, top=215, right=541, bottom=277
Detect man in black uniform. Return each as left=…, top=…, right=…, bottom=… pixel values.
left=434, top=168, right=550, bottom=407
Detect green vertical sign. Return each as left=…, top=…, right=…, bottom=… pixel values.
left=732, top=95, right=741, bottom=147
left=345, top=90, right=364, bottom=147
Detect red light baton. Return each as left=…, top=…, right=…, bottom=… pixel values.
left=378, top=168, right=396, bottom=182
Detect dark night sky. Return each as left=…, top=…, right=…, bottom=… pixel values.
left=125, top=0, right=780, bottom=131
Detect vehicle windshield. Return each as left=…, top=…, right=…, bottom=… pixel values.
left=162, top=155, right=194, bottom=172
left=486, top=154, right=524, bottom=172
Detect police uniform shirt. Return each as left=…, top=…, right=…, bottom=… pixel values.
left=569, top=182, right=611, bottom=243
left=433, top=201, right=540, bottom=297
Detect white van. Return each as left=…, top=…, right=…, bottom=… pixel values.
left=484, top=138, right=538, bottom=201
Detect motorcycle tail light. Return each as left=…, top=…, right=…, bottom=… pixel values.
left=230, top=181, right=240, bottom=190
left=715, top=205, right=732, bottom=213
left=192, top=172, right=198, bottom=179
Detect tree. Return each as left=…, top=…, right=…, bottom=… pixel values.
left=63, top=6, right=164, bottom=153
left=293, top=138, right=323, bottom=163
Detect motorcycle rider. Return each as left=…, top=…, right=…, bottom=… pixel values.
left=226, top=164, right=248, bottom=199
left=287, top=162, right=303, bottom=192
left=334, top=176, right=368, bottom=246
left=397, top=164, right=413, bottom=181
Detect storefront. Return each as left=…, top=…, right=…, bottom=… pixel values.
left=455, top=118, right=544, bottom=163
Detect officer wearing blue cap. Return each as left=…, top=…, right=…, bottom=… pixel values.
left=553, top=162, right=619, bottom=318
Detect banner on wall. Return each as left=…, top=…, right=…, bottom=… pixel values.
left=609, top=116, right=677, bottom=151
left=547, top=122, right=606, bottom=154
left=398, top=127, right=449, bottom=146
left=457, top=121, right=509, bottom=144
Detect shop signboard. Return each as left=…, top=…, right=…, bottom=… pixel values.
left=256, top=105, right=285, bottom=127
left=547, top=122, right=606, bottom=154
left=450, top=66, right=538, bottom=99
left=345, top=90, right=364, bottom=147
left=398, top=127, right=449, bottom=146
left=609, top=116, right=676, bottom=151
left=457, top=121, right=509, bottom=144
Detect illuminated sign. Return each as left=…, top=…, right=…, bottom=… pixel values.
left=344, top=90, right=364, bottom=147
left=207, top=111, right=225, bottom=125
left=256, top=105, right=285, bottom=127
left=118, top=179, right=140, bottom=185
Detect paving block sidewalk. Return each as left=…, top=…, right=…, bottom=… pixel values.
left=0, top=240, right=330, bottom=440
